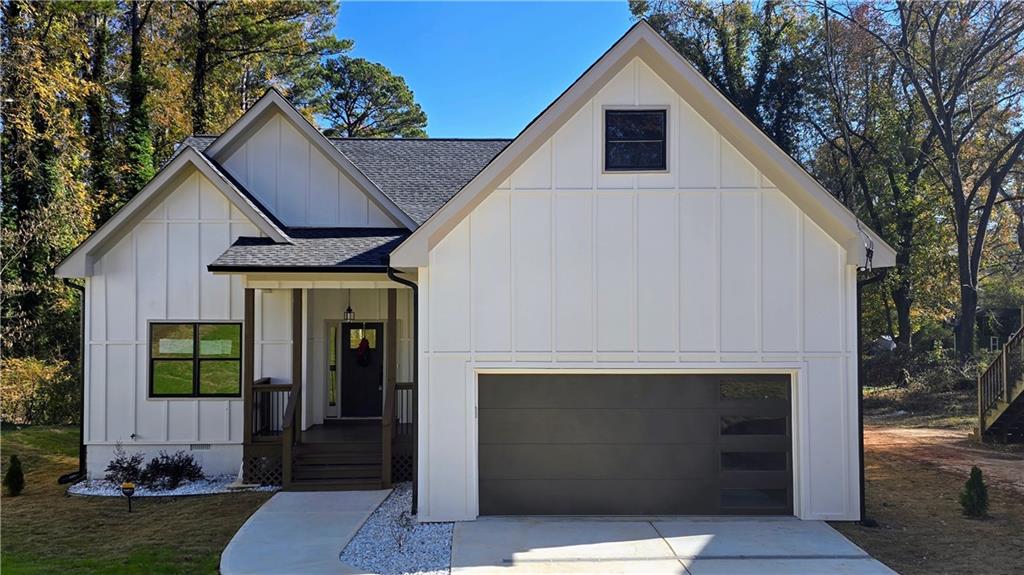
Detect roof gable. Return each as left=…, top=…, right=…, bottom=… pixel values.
left=389, top=21, right=896, bottom=269
left=55, top=147, right=288, bottom=277
left=202, top=89, right=417, bottom=230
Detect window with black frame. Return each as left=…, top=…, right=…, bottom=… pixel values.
left=604, top=109, right=667, bottom=171
left=149, top=322, right=242, bottom=397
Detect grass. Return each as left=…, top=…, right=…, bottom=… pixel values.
left=1, top=425, right=271, bottom=574
left=863, top=385, right=977, bottom=429
left=832, top=441, right=1024, bottom=575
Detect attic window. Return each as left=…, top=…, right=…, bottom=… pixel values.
left=604, top=109, right=667, bottom=172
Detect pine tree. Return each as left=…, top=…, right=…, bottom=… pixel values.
left=4, top=455, right=25, bottom=496
left=960, top=466, right=989, bottom=518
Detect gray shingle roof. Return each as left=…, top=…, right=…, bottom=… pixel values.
left=181, top=135, right=510, bottom=225
left=331, top=139, right=510, bottom=224
left=208, top=228, right=409, bottom=271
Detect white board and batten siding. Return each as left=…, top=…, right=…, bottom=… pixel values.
left=84, top=167, right=296, bottom=476
left=220, top=111, right=399, bottom=228
left=419, top=58, right=859, bottom=521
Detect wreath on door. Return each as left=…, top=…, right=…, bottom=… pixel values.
left=356, top=337, right=372, bottom=367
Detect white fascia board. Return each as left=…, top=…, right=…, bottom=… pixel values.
left=203, top=89, right=417, bottom=231
left=54, top=147, right=288, bottom=278
left=389, top=21, right=897, bottom=269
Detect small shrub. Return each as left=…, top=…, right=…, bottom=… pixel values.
left=3, top=455, right=25, bottom=496
left=960, top=466, right=989, bottom=518
left=140, top=450, right=204, bottom=490
left=104, top=443, right=145, bottom=484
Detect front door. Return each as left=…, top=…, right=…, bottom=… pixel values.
left=340, top=322, right=384, bottom=417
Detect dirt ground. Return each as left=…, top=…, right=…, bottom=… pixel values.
left=864, top=424, right=1024, bottom=493
left=833, top=423, right=1024, bottom=575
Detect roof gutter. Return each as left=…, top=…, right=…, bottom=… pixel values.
left=386, top=265, right=418, bottom=514
left=58, top=279, right=87, bottom=485
left=856, top=269, right=887, bottom=526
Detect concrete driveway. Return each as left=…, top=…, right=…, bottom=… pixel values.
left=452, top=517, right=897, bottom=574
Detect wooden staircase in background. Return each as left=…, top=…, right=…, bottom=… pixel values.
left=977, top=325, right=1024, bottom=442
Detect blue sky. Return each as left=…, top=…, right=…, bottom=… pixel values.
left=335, top=2, right=635, bottom=138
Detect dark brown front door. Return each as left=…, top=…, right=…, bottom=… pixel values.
left=341, top=323, right=384, bottom=417
left=477, top=373, right=793, bottom=516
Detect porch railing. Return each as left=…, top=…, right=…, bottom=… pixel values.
left=394, top=382, right=415, bottom=437
left=251, top=378, right=290, bottom=440
left=978, top=326, right=1024, bottom=433
left=281, top=382, right=301, bottom=487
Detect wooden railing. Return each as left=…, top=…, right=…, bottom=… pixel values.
left=251, top=378, right=290, bottom=440
left=394, top=382, right=415, bottom=437
left=281, top=384, right=300, bottom=487
left=978, top=326, right=1024, bottom=432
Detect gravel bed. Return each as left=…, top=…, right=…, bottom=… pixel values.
left=341, top=482, right=453, bottom=575
left=67, top=475, right=279, bottom=497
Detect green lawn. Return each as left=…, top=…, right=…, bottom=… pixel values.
left=1, top=425, right=270, bottom=574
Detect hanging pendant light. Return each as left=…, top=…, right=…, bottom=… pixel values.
left=344, top=305, right=355, bottom=322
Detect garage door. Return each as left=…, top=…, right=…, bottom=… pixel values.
left=478, top=373, right=792, bottom=515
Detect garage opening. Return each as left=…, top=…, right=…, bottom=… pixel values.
left=477, top=373, right=793, bottom=515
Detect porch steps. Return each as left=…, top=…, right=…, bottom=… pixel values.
left=286, top=478, right=383, bottom=491
left=287, top=440, right=384, bottom=490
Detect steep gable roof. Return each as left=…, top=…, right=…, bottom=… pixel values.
left=186, top=135, right=510, bottom=226
left=55, top=146, right=289, bottom=277
left=201, top=89, right=418, bottom=229
left=389, top=20, right=897, bottom=269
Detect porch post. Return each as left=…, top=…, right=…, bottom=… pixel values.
left=292, top=289, right=303, bottom=435
left=243, top=288, right=255, bottom=446
left=382, top=288, right=398, bottom=488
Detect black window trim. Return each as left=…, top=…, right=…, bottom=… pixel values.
left=149, top=321, right=243, bottom=399
left=602, top=106, right=669, bottom=173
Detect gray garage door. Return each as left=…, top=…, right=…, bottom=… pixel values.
left=478, top=373, right=792, bottom=515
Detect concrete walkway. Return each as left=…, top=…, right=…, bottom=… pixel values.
left=452, top=517, right=898, bottom=574
left=220, top=489, right=390, bottom=575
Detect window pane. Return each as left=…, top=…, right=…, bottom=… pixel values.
left=605, top=141, right=665, bottom=171
left=152, top=324, right=194, bottom=358
left=720, top=488, right=788, bottom=509
left=199, top=360, right=241, bottom=395
left=721, top=416, right=787, bottom=435
left=349, top=328, right=377, bottom=349
left=721, top=452, right=788, bottom=471
left=606, top=110, right=666, bottom=140
left=720, top=381, right=789, bottom=401
left=199, top=324, right=241, bottom=358
left=153, top=361, right=194, bottom=395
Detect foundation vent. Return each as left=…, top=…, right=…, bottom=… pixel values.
left=189, top=444, right=212, bottom=451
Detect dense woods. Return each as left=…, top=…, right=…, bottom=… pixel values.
left=1, top=1, right=1022, bottom=423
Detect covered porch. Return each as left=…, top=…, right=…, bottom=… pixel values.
left=232, top=271, right=417, bottom=491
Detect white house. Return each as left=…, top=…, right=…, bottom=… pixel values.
left=56, top=22, right=895, bottom=522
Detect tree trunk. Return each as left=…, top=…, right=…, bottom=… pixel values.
left=892, top=207, right=915, bottom=350
left=86, top=15, right=113, bottom=222
left=954, top=203, right=977, bottom=362
left=190, top=1, right=211, bottom=134
left=122, top=1, right=154, bottom=198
